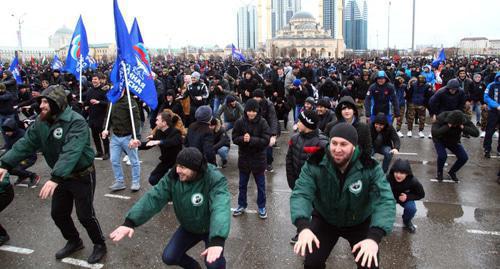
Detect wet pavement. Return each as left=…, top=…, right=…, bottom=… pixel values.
left=0, top=122, right=499, bottom=268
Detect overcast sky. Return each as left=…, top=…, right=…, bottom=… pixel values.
left=1, top=0, right=498, bottom=50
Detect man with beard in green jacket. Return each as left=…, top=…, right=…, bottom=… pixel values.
left=110, top=147, right=231, bottom=269
left=290, top=123, right=395, bottom=269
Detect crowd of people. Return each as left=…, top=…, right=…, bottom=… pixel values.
left=0, top=54, right=499, bottom=268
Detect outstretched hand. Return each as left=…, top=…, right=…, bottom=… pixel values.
left=201, top=246, right=223, bottom=264
left=110, top=226, right=135, bottom=242
left=352, top=239, right=379, bottom=268
left=293, top=229, right=320, bottom=257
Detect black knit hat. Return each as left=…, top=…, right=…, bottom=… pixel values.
left=329, top=122, right=358, bottom=146
left=253, top=89, right=265, bottom=98
left=316, top=97, right=331, bottom=109
left=176, top=147, right=207, bottom=173
left=298, top=110, right=319, bottom=130
left=245, top=99, right=260, bottom=113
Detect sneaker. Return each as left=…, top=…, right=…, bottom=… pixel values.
left=28, top=175, right=41, bottom=188
left=448, top=171, right=459, bottom=183
left=55, top=239, right=84, bottom=259
left=258, top=207, right=268, bottom=219
left=266, top=165, right=274, bottom=172
left=94, top=153, right=104, bottom=160
left=109, top=182, right=126, bottom=192
left=418, top=131, right=425, bottom=138
left=232, top=206, right=246, bottom=217
left=102, top=154, right=109, bottom=160
left=130, top=183, right=141, bottom=192
left=14, top=177, right=28, bottom=186
left=406, top=131, right=412, bottom=137
left=485, top=151, right=491, bottom=158
left=122, top=155, right=129, bottom=162
left=436, top=172, right=443, bottom=182
left=428, top=133, right=433, bottom=139
left=87, top=244, right=107, bottom=264
left=397, top=131, right=404, bottom=138
left=495, top=132, right=499, bottom=138
left=404, top=221, right=416, bottom=233
left=0, top=234, right=9, bottom=246
left=480, top=131, right=486, bottom=138
left=221, top=159, right=227, bottom=168
left=476, top=121, right=481, bottom=127
left=290, top=234, right=298, bottom=245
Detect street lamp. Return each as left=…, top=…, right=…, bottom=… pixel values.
left=11, top=12, right=27, bottom=61
left=387, top=1, right=391, bottom=58
left=411, top=0, right=416, bottom=56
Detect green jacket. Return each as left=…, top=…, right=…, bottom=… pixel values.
left=0, top=107, right=94, bottom=183
left=290, top=147, right=396, bottom=243
left=0, top=173, right=11, bottom=193
left=124, top=164, right=231, bottom=247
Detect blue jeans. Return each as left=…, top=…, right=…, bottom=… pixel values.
left=162, top=226, right=226, bottom=269
left=223, top=121, right=234, bottom=131
left=400, top=200, right=417, bottom=224
left=434, top=142, right=468, bottom=174
left=212, top=97, right=226, bottom=116
left=373, top=146, right=393, bottom=173
left=217, top=146, right=229, bottom=161
left=472, top=101, right=481, bottom=123
left=110, top=135, right=141, bottom=185
left=294, top=105, right=303, bottom=123
left=238, top=171, right=266, bottom=209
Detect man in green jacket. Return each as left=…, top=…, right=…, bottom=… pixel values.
left=110, top=147, right=231, bottom=269
left=290, top=123, right=396, bottom=269
left=0, top=85, right=107, bottom=264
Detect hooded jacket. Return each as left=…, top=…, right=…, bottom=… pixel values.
left=1, top=71, right=18, bottom=98
left=84, top=84, right=109, bottom=129
left=186, top=121, right=216, bottom=165
left=0, top=85, right=94, bottom=183
left=484, top=72, right=500, bottom=110
left=364, top=72, right=400, bottom=118
left=0, top=87, right=16, bottom=115
left=124, top=164, right=230, bottom=247
left=431, top=110, right=479, bottom=145
left=232, top=100, right=271, bottom=173
left=212, top=119, right=230, bottom=151
left=387, top=159, right=425, bottom=203
left=421, top=65, right=436, bottom=85
left=428, top=79, right=466, bottom=116
left=406, top=78, right=433, bottom=107
left=370, top=113, right=401, bottom=151
left=318, top=78, right=339, bottom=100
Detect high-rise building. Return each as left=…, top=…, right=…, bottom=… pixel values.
left=321, top=0, right=344, bottom=39
left=237, top=5, right=258, bottom=50
left=271, top=0, right=301, bottom=38
left=344, top=0, right=367, bottom=50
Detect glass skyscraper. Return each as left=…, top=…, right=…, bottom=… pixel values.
left=344, top=0, right=367, bottom=50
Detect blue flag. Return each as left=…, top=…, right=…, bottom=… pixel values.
left=88, top=56, right=98, bottom=70
left=63, top=16, right=90, bottom=80
left=432, top=48, right=446, bottom=68
left=9, top=56, right=23, bottom=84
left=51, top=55, right=63, bottom=70
left=232, top=44, right=246, bottom=62
left=108, top=0, right=157, bottom=109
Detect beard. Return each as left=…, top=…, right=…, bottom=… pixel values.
left=40, top=109, right=54, bottom=123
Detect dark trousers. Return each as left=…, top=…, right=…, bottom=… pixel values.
left=51, top=170, right=105, bottom=245
left=483, top=109, right=499, bottom=152
left=162, top=226, right=226, bottom=269
left=0, top=185, right=14, bottom=236
left=10, top=157, right=37, bottom=179
left=238, top=171, right=266, bottom=209
left=434, top=142, right=468, bottom=174
left=304, top=213, right=379, bottom=269
left=91, top=127, right=109, bottom=155
left=266, top=146, right=274, bottom=165
left=148, top=162, right=171, bottom=186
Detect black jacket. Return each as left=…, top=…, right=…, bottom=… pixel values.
left=318, top=78, right=339, bottom=100
left=212, top=120, right=230, bottom=151
left=84, top=85, right=109, bottom=128
left=0, top=91, right=16, bottom=115
left=139, top=127, right=182, bottom=169
left=285, top=129, right=328, bottom=189
left=186, top=121, right=216, bottom=165
left=159, top=100, right=185, bottom=122
left=232, top=106, right=271, bottom=173
left=431, top=111, right=479, bottom=145
left=428, top=87, right=466, bottom=116
left=469, top=81, right=486, bottom=103
left=259, top=99, right=279, bottom=136
left=317, top=109, right=336, bottom=133
left=387, top=159, right=425, bottom=203
left=370, top=114, right=401, bottom=151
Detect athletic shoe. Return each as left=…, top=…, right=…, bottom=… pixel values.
left=290, top=234, right=298, bottom=245
left=397, top=131, right=404, bottom=138
left=404, top=221, right=416, bottom=233
left=428, top=133, right=432, bottom=139
left=55, top=239, right=84, bottom=259
left=232, top=206, right=246, bottom=217
left=28, top=175, right=41, bottom=188
left=448, top=171, right=459, bottom=183
left=484, top=151, right=491, bottom=158
left=266, top=165, right=274, bottom=173
left=0, top=234, right=9, bottom=246
left=94, top=153, right=104, bottom=160
left=221, top=159, right=227, bottom=168
left=122, top=155, right=129, bottom=162
left=109, top=182, right=126, bottom=192
left=130, top=183, right=141, bottom=192
left=437, top=172, right=443, bottom=182
left=102, top=154, right=109, bottom=160
left=14, top=177, right=28, bottom=186
left=258, top=207, right=268, bottom=219
left=418, top=131, right=425, bottom=138
left=480, top=131, right=485, bottom=138
left=406, top=131, right=412, bottom=137
left=87, top=244, right=107, bottom=264
left=495, top=132, right=499, bottom=138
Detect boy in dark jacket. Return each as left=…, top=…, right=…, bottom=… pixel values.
left=286, top=109, right=328, bottom=244
left=232, top=99, right=271, bottom=219
left=274, top=97, right=291, bottom=131
left=431, top=110, right=479, bottom=182
left=370, top=113, right=401, bottom=173
left=388, top=159, right=425, bottom=233
left=1, top=118, right=39, bottom=187
left=134, top=112, right=182, bottom=186
left=215, top=95, right=244, bottom=131
left=316, top=97, right=336, bottom=133
left=186, top=106, right=216, bottom=165
left=209, top=118, right=230, bottom=168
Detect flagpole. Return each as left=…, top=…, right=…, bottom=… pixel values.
left=121, top=61, right=138, bottom=141
left=104, top=103, right=113, bottom=131
left=79, top=55, right=83, bottom=103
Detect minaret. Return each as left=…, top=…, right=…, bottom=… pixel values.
left=266, top=0, right=272, bottom=41
left=318, top=0, right=323, bottom=27
left=336, top=0, right=344, bottom=39
left=258, top=0, right=263, bottom=45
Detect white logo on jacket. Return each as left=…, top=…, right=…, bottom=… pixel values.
left=349, top=180, right=363, bottom=195
left=191, top=193, right=204, bottom=207
left=53, top=127, right=63, bottom=139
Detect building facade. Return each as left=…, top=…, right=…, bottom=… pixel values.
left=267, top=11, right=345, bottom=58
left=49, top=26, right=73, bottom=50
left=344, top=0, right=367, bottom=51
left=458, top=37, right=489, bottom=55
left=237, top=5, right=258, bottom=50
left=271, top=0, right=301, bottom=38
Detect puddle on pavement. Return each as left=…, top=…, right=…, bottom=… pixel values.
left=402, top=201, right=499, bottom=224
